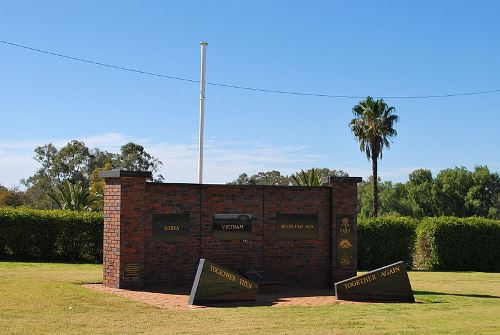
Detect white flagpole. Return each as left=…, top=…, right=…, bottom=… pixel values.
left=198, top=42, right=208, bottom=184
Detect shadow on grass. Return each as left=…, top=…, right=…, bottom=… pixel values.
left=415, top=290, right=500, bottom=299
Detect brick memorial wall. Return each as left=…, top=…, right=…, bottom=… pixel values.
left=100, top=170, right=361, bottom=290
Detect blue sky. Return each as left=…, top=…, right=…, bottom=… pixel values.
left=1, top=1, right=499, bottom=187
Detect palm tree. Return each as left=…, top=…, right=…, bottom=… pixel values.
left=48, top=181, right=98, bottom=211
left=349, top=97, right=399, bottom=217
left=290, top=168, right=322, bottom=186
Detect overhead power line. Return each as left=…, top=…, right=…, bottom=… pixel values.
left=1, top=39, right=500, bottom=100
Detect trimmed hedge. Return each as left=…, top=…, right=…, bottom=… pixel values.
left=0, top=207, right=103, bottom=263
left=358, top=216, right=417, bottom=270
left=1, top=206, right=499, bottom=271
left=415, top=216, right=500, bottom=272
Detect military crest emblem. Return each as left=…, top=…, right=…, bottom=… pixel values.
left=340, top=217, right=350, bottom=234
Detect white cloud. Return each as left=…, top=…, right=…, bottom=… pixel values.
left=146, top=140, right=320, bottom=183
left=0, top=150, right=36, bottom=187
left=2, top=132, right=458, bottom=188
left=0, top=132, right=319, bottom=187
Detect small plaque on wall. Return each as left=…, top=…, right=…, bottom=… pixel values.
left=213, top=214, right=252, bottom=240
left=152, top=213, right=190, bottom=242
left=123, top=262, right=141, bottom=281
left=276, top=214, right=319, bottom=240
left=336, top=214, right=355, bottom=268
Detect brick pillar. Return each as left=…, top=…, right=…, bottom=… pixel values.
left=100, top=170, right=151, bottom=289
left=323, top=176, right=362, bottom=285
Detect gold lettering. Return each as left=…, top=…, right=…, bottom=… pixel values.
left=280, top=224, right=315, bottom=230
left=164, top=225, right=180, bottom=231
left=221, top=224, right=244, bottom=230
left=343, top=274, right=377, bottom=290
left=209, top=265, right=236, bottom=282
left=239, top=278, right=253, bottom=289
left=381, top=266, right=400, bottom=277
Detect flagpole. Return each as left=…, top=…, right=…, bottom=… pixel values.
left=198, top=42, right=207, bottom=184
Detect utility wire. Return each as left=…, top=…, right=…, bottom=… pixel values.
left=0, top=40, right=198, bottom=83
left=2, top=39, right=500, bottom=100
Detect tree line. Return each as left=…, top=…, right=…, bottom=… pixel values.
left=0, top=140, right=163, bottom=210
left=358, top=166, right=500, bottom=219
left=227, top=168, right=348, bottom=186
left=1, top=146, right=498, bottom=219
left=1, top=97, right=498, bottom=219
left=228, top=166, right=499, bottom=219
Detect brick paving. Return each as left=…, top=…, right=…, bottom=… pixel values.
left=83, top=284, right=359, bottom=310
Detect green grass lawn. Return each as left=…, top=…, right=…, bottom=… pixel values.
left=0, top=262, right=499, bottom=335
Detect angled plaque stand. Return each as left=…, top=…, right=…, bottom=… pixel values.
left=188, top=259, right=258, bottom=306
left=335, top=261, right=415, bottom=302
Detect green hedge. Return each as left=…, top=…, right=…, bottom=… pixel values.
left=415, top=216, right=500, bottom=272
left=0, top=207, right=103, bottom=263
left=2, top=206, right=499, bottom=271
left=357, top=216, right=417, bottom=270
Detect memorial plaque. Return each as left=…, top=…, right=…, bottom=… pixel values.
left=276, top=214, right=318, bottom=240
left=213, top=214, right=252, bottom=240
left=336, top=214, right=355, bottom=268
left=188, top=259, right=258, bottom=305
left=152, top=213, right=190, bottom=242
left=335, top=261, right=415, bottom=302
left=123, top=262, right=141, bottom=281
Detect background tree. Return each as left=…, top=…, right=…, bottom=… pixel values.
left=433, top=167, right=473, bottom=217
left=23, top=140, right=164, bottom=208
left=0, top=185, right=27, bottom=207
left=358, top=178, right=411, bottom=217
left=406, top=169, right=436, bottom=217
left=316, top=168, right=349, bottom=179
left=88, top=162, right=113, bottom=211
left=228, top=173, right=252, bottom=185
left=290, top=168, right=322, bottom=186
left=47, top=180, right=98, bottom=211
left=349, top=96, right=399, bottom=217
left=357, top=166, right=500, bottom=219
left=228, top=170, right=289, bottom=185
left=228, top=168, right=348, bottom=186
left=465, top=166, right=500, bottom=217
left=116, top=143, right=164, bottom=182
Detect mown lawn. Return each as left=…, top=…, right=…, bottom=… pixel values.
left=0, top=262, right=499, bottom=335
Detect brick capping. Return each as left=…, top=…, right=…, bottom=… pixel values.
left=99, top=170, right=152, bottom=178
left=147, top=181, right=332, bottom=189
left=321, top=176, right=363, bottom=184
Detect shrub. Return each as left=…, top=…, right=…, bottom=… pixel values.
left=0, top=207, right=103, bottom=262
left=415, top=216, right=500, bottom=271
left=358, top=215, right=417, bottom=270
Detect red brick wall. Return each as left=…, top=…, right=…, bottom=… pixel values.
left=263, top=186, right=332, bottom=287
left=144, top=183, right=201, bottom=286
left=330, top=179, right=359, bottom=282
left=102, top=172, right=360, bottom=289
left=102, top=178, right=121, bottom=288
left=118, top=177, right=147, bottom=288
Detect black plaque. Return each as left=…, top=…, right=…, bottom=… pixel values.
left=188, top=259, right=258, bottom=305
left=276, top=214, right=318, bottom=240
left=336, top=214, right=355, bottom=268
left=123, top=263, right=141, bottom=281
left=213, top=214, right=252, bottom=240
left=335, top=261, right=415, bottom=302
left=152, top=213, right=190, bottom=242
